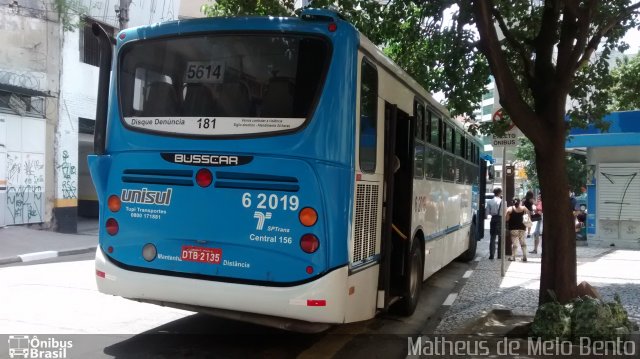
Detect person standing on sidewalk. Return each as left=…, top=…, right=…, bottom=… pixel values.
left=506, top=197, right=530, bottom=262
left=530, top=194, right=543, bottom=254
left=486, top=188, right=503, bottom=260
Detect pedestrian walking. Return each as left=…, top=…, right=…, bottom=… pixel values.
left=506, top=197, right=530, bottom=262
left=530, top=194, right=543, bottom=254
left=523, top=191, right=536, bottom=239
left=486, top=188, right=503, bottom=260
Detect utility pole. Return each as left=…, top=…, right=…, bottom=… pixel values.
left=116, top=0, right=132, bottom=30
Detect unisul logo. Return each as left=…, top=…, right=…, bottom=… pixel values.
left=7, top=335, right=72, bottom=358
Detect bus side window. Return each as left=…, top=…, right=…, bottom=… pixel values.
left=414, top=101, right=424, bottom=141
left=429, top=116, right=440, bottom=147
left=426, top=111, right=432, bottom=143
left=359, top=58, right=378, bottom=173
left=441, top=123, right=447, bottom=150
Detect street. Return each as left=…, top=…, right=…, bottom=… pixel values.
left=0, top=248, right=476, bottom=358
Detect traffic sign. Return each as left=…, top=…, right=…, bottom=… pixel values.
left=491, top=108, right=518, bottom=147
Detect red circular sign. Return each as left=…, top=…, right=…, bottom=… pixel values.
left=492, top=108, right=515, bottom=131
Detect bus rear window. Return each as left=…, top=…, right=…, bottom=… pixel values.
left=118, top=34, right=329, bottom=136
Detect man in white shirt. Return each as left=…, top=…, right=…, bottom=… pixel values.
left=486, top=188, right=503, bottom=259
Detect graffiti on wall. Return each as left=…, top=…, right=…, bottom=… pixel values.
left=57, top=150, right=77, bottom=199
left=599, top=171, right=640, bottom=240
left=6, top=152, right=45, bottom=224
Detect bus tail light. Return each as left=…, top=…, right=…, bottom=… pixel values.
left=96, top=270, right=106, bottom=278
left=108, top=195, right=121, bottom=212
left=300, top=234, right=319, bottom=253
left=328, top=23, right=337, bottom=32
left=106, top=218, right=119, bottom=235
left=307, top=299, right=326, bottom=306
left=196, top=168, right=213, bottom=187
left=299, top=207, right=318, bottom=227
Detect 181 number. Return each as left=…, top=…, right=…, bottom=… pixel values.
left=197, top=118, right=216, bottom=129
left=242, top=193, right=299, bottom=211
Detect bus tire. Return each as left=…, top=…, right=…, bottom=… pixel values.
left=397, top=239, right=423, bottom=316
left=458, top=222, right=477, bottom=262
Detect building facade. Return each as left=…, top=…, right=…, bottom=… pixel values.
left=0, top=0, right=203, bottom=232
left=567, top=111, right=640, bottom=248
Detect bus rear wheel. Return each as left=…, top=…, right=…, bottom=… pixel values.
left=397, top=239, right=423, bottom=316
left=458, top=222, right=477, bottom=262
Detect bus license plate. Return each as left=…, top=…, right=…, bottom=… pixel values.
left=181, top=246, right=222, bottom=264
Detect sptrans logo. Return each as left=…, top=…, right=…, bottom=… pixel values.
left=8, top=335, right=72, bottom=358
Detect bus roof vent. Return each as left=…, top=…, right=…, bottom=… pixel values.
left=299, top=7, right=345, bottom=22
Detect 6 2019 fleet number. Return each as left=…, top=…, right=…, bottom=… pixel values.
left=242, top=193, right=299, bottom=211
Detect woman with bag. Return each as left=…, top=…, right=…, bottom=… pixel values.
left=506, top=197, right=531, bottom=262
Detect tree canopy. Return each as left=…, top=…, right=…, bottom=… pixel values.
left=609, top=52, right=640, bottom=110
left=202, top=0, right=640, bottom=304
left=201, top=0, right=491, bottom=120
left=515, top=138, right=588, bottom=194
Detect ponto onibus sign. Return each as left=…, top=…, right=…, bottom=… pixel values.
left=491, top=108, right=518, bottom=147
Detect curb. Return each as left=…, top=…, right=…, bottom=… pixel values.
left=0, top=246, right=97, bottom=266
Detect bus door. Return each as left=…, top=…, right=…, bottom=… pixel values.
left=378, top=102, right=413, bottom=310
left=390, top=107, right=414, bottom=298
left=378, top=102, right=397, bottom=310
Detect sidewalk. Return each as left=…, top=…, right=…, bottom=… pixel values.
left=435, top=222, right=640, bottom=333
left=0, top=219, right=98, bottom=265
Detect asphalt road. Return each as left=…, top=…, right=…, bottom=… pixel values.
left=0, top=246, right=479, bottom=358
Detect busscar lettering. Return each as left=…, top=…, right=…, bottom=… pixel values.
left=174, top=153, right=239, bottom=165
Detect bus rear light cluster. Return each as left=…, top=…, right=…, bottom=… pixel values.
left=105, top=218, right=119, bottom=236
left=328, top=23, right=337, bottom=32
left=300, top=234, right=319, bottom=254
left=108, top=195, right=121, bottom=212
left=196, top=168, right=213, bottom=187
left=299, top=207, right=318, bottom=227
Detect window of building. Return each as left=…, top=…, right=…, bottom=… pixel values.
left=359, top=58, right=378, bottom=173
left=79, top=117, right=95, bottom=134
left=0, top=90, right=45, bottom=117
left=482, top=104, right=493, bottom=116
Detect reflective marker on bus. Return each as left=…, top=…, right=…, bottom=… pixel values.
left=89, top=8, right=485, bottom=332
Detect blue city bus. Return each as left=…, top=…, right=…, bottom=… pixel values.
left=89, top=8, right=486, bottom=332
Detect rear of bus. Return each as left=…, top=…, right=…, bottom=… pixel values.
left=89, top=12, right=360, bottom=329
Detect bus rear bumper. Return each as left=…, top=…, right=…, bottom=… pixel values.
left=95, top=247, right=348, bottom=327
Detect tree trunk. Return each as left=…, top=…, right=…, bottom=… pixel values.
left=536, top=128, right=577, bottom=304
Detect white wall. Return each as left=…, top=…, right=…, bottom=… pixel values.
left=0, top=3, right=61, bottom=226
left=57, top=25, right=100, bottom=207
left=588, top=146, right=640, bottom=165
left=1, top=113, right=46, bottom=225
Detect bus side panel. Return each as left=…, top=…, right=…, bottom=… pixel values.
left=345, top=264, right=379, bottom=322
